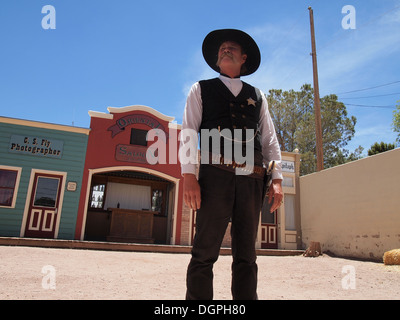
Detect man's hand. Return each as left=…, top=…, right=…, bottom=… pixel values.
left=268, top=179, right=283, bottom=212
left=183, top=173, right=201, bottom=210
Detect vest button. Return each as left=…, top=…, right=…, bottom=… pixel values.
left=242, top=114, right=246, bottom=119
left=232, top=114, right=236, bottom=118
left=230, top=103, right=234, bottom=107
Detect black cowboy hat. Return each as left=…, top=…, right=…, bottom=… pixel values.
left=202, top=29, right=261, bottom=76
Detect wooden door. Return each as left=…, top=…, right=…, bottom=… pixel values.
left=261, top=199, right=278, bottom=249
left=24, top=172, right=63, bottom=239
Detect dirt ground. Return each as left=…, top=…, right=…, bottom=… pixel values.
left=0, top=245, right=399, bottom=300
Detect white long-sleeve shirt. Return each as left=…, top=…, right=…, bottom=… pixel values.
left=181, top=75, right=283, bottom=180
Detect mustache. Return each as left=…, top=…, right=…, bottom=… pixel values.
left=216, top=52, right=235, bottom=67
left=220, top=52, right=234, bottom=59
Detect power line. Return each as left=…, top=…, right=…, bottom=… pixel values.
left=355, top=4, right=400, bottom=30
left=339, top=92, right=400, bottom=99
left=337, top=81, right=400, bottom=95
left=272, top=5, right=400, bottom=99
left=345, top=103, right=396, bottom=109
left=323, top=98, right=397, bottom=109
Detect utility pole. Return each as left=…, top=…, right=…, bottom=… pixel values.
left=308, top=7, right=324, bottom=171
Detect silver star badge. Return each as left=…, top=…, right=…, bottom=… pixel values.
left=247, top=97, right=256, bottom=107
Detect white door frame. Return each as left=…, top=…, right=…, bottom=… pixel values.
left=20, top=169, right=67, bottom=238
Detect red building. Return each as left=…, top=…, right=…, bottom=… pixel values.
left=75, top=106, right=186, bottom=245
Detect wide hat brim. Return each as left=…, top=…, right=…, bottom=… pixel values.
left=202, top=29, right=261, bottom=76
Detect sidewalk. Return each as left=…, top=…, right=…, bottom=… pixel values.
left=0, top=236, right=304, bottom=256
left=1, top=244, right=399, bottom=300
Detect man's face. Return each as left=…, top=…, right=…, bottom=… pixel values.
left=216, top=41, right=247, bottom=75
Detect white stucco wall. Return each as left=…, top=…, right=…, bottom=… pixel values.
left=300, top=148, right=400, bottom=261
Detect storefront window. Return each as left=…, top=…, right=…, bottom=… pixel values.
left=151, top=190, right=163, bottom=213
left=0, top=169, right=18, bottom=207
left=130, top=128, right=148, bottom=146
left=33, top=177, right=60, bottom=207
left=90, top=184, right=105, bottom=209
left=284, top=194, right=296, bottom=231
left=104, top=182, right=150, bottom=210
left=282, top=176, right=294, bottom=187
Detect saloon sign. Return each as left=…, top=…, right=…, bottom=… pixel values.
left=109, top=114, right=169, bottom=164
left=115, top=144, right=148, bottom=164
left=107, top=114, right=167, bottom=138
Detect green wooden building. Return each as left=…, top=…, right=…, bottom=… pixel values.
left=0, top=116, right=89, bottom=240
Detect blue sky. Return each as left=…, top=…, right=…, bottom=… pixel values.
left=1, top=0, right=399, bottom=156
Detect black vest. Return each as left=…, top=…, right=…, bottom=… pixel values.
left=199, top=78, right=263, bottom=165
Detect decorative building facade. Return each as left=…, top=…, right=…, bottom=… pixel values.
left=0, top=106, right=301, bottom=249
left=0, top=116, right=89, bottom=239
left=75, top=106, right=184, bottom=245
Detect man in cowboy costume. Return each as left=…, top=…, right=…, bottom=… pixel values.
left=181, top=29, right=283, bottom=300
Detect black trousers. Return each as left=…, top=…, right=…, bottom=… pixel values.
left=186, top=164, right=264, bottom=300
